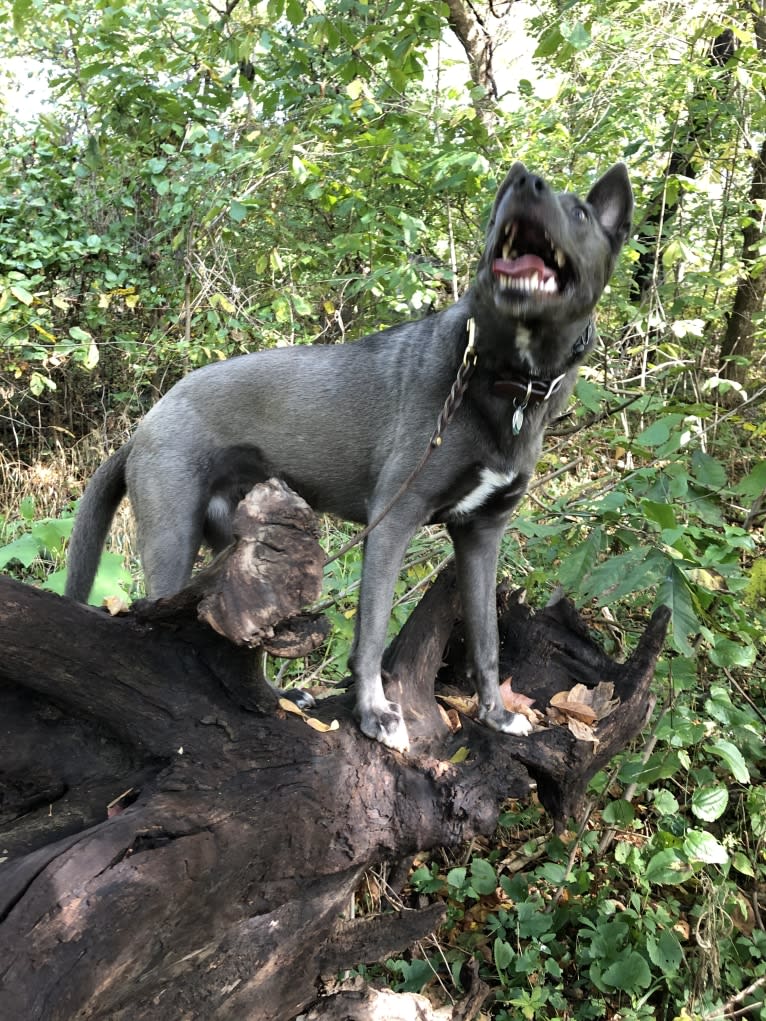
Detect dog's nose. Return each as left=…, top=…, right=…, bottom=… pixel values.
left=515, top=170, right=547, bottom=198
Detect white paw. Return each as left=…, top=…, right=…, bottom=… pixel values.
left=479, top=705, right=534, bottom=737
left=502, top=712, right=534, bottom=736
left=358, top=702, right=410, bottom=753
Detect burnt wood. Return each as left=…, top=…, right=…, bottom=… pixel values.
left=0, top=482, right=668, bottom=1021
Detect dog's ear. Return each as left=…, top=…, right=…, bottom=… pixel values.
left=586, top=163, right=633, bottom=253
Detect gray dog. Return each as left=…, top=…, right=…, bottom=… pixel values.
left=66, top=162, right=632, bottom=753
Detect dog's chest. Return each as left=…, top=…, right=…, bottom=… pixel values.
left=443, top=464, right=530, bottom=521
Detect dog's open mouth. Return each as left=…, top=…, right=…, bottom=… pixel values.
left=492, top=218, right=573, bottom=297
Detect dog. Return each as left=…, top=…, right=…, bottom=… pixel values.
left=66, top=161, right=632, bottom=753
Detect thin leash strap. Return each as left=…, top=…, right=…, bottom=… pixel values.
left=324, top=317, right=478, bottom=567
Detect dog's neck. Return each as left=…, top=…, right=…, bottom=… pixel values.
left=491, top=319, right=595, bottom=400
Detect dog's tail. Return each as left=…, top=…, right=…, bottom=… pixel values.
left=65, top=441, right=132, bottom=602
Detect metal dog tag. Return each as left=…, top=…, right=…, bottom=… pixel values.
left=512, top=405, right=525, bottom=435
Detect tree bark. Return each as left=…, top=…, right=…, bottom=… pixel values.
left=718, top=135, right=766, bottom=388
left=631, top=28, right=736, bottom=303
left=0, top=482, right=669, bottom=1020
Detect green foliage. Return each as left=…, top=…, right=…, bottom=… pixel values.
left=2, top=1, right=766, bottom=1017
left=0, top=497, right=132, bottom=603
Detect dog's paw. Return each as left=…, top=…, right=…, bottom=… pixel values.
left=358, top=702, right=410, bottom=753
left=479, top=704, right=534, bottom=737
left=280, top=688, right=316, bottom=711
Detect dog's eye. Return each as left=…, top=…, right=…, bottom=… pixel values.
left=571, top=206, right=588, bottom=223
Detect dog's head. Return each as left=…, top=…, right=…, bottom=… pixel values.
left=475, top=162, right=633, bottom=372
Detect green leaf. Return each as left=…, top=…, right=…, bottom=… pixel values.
left=691, top=449, right=727, bottom=490
left=635, top=415, right=684, bottom=448
left=32, top=517, right=73, bottom=552
left=656, top=561, right=698, bottom=656
left=709, top=739, right=750, bottom=783
left=285, top=0, right=303, bottom=25
left=600, top=951, right=652, bottom=991
left=534, top=25, right=563, bottom=58
left=731, top=851, right=755, bottom=877
left=449, top=745, right=469, bottom=763
left=562, top=21, right=591, bottom=50
left=84, top=339, right=99, bottom=370
left=652, top=790, right=679, bottom=816
left=83, top=551, right=133, bottom=606
left=291, top=154, right=308, bottom=183
left=691, top=785, right=729, bottom=822
left=446, top=867, right=467, bottom=891
left=10, top=284, right=34, bottom=305
left=557, top=527, right=602, bottom=591
left=470, top=858, right=497, bottom=896
left=390, top=149, right=407, bottom=175
left=12, top=0, right=34, bottom=33
left=645, top=848, right=693, bottom=885
left=641, top=499, right=677, bottom=530
left=734, top=460, right=766, bottom=501
left=683, top=829, right=729, bottom=864
left=0, top=534, right=42, bottom=569
left=602, top=800, right=635, bottom=826
left=708, top=637, right=756, bottom=668
left=647, top=929, right=684, bottom=974
left=493, top=937, right=513, bottom=972
left=229, top=200, right=247, bottom=223
left=146, top=157, right=167, bottom=175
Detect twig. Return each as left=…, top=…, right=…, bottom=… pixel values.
left=597, top=703, right=669, bottom=856
left=724, top=667, right=766, bottom=726
left=703, top=974, right=766, bottom=1019
left=545, top=798, right=598, bottom=913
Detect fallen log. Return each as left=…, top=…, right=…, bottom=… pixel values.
left=0, top=480, right=668, bottom=1020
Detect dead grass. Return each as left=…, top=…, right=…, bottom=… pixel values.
left=0, top=422, right=137, bottom=570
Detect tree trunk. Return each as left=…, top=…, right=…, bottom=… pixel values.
left=719, top=135, right=766, bottom=388
left=631, top=28, right=736, bottom=303
left=0, top=482, right=669, bottom=1020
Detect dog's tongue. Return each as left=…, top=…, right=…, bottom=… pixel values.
left=493, top=254, right=556, bottom=282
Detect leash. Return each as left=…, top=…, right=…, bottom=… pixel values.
left=324, top=317, right=479, bottom=566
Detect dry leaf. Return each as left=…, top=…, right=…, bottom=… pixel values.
left=549, top=691, right=598, bottom=724
left=278, top=698, right=338, bottom=733
left=438, top=704, right=462, bottom=733
left=103, top=595, right=129, bottom=616
left=586, top=682, right=620, bottom=719
left=437, top=693, right=479, bottom=717
left=498, top=678, right=536, bottom=714
left=304, top=717, right=339, bottom=733
left=566, top=717, right=599, bottom=744
left=278, top=697, right=307, bottom=718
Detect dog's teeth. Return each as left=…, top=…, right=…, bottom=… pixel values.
left=543, top=276, right=558, bottom=293
left=554, top=247, right=566, bottom=268
left=502, top=242, right=512, bottom=261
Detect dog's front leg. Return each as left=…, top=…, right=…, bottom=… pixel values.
left=448, top=517, right=533, bottom=737
left=349, top=510, right=419, bottom=754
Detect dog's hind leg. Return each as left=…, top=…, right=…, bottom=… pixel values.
left=129, top=466, right=208, bottom=599
left=448, top=516, right=533, bottom=737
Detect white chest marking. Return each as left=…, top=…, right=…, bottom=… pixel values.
left=451, top=468, right=517, bottom=518
left=515, top=326, right=539, bottom=372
